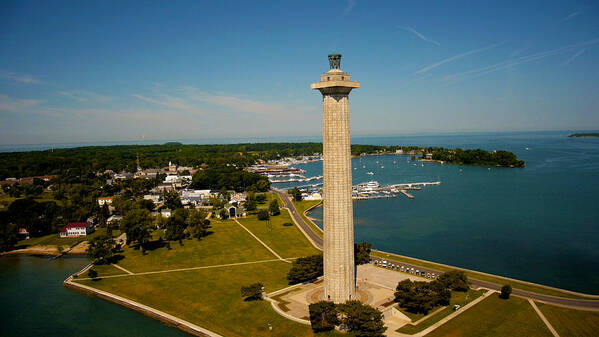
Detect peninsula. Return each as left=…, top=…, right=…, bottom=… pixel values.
left=568, top=132, right=599, bottom=138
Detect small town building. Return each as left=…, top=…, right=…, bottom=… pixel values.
left=303, top=192, right=322, bottom=201
left=60, top=222, right=95, bottom=237
left=18, top=228, right=30, bottom=240
left=143, top=194, right=161, bottom=203
left=97, top=196, right=114, bottom=206
left=161, top=208, right=172, bottom=218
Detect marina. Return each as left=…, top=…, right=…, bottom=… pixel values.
left=353, top=181, right=440, bottom=200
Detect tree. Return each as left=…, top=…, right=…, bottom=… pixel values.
left=240, top=282, right=264, bottom=301
left=97, top=203, right=109, bottom=227
left=245, top=199, right=257, bottom=212
left=165, top=208, right=188, bottom=241
left=500, top=284, right=512, bottom=299
left=255, top=194, right=266, bottom=204
left=87, top=235, right=115, bottom=264
left=162, top=190, right=183, bottom=210
left=257, top=209, right=270, bottom=221
left=287, top=254, right=323, bottom=284
left=186, top=209, right=211, bottom=240
left=218, top=187, right=230, bottom=201
left=268, top=199, right=280, bottom=215
left=0, top=220, right=18, bottom=252
left=394, top=279, right=450, bottom=314
left=436, top=270, right=470, bottom=292
left=309, top=301, right=339, bottom=332
left=288, top=187, right=302, bottom=201
left=120, top=207, right=152, bottom=245
left=337, top=300, right=386, bottom=337
left=354, top=242, right=372, bottom=265
left=88, top=269, right=98, bottom=279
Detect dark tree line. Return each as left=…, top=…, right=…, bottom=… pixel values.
left=190, top=166, right=270, bottom=192
left=309, top=300, right=386, bottom=336
left=394, top=270, right=470, bottom=314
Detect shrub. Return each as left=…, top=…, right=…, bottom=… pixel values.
left=240, top=282, right=264, bottom=301
left=309, top=301, right=339, bottom=332
left=500, top=284, right=512, bottom=299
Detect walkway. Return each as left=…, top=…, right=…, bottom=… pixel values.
left=75, top=258, right=289, bottom=280
left=529, top=299, right=560, bottom=337
left=232, top=218, right=290, bottom=263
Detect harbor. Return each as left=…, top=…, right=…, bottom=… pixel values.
left=353, top=181, right=441, bottom=200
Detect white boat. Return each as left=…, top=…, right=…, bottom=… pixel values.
left=362, top=165, right=366, bottom=168
left=366, top=171, right=374, bottom=175
left=381, top=166, right=384, bottom=169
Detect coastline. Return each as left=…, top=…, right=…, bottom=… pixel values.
left=64, top=278, right=222, bottom=337
left=302, top=204, right=599, bottom=299
left=1, top=244, right=88, bottom=257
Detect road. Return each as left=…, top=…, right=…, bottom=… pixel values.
left=275, top=188, right=599, bottom=311
left=274, top=189, right=323, bottom=248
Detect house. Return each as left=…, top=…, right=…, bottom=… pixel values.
left=114, top=172, right=133, bottom=180
left=107, top=215, right=123, bottom=224
left=143, top=194, right=161, bottom=203
left=98, top=196, right=114, bottom=206
left=59, top=222, right=95, bottom=237
left=161, top=208, right=172, bottom=218
left=304, top=192, right=322, bottom=201
left=18, top=228, right=30, bottom=240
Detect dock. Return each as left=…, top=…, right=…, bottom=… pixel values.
left=400, top=190, right=414, bottom=199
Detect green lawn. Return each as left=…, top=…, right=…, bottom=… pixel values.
left=236, top=210, right=320, bottom=259
left=83, top=263, right=128, bottom=277
left=293, top=200, right=323, bottom=238
left=17, top=228, right=111, bottom=248
left=371, top=250, right=594, bottom=300
left=425, top=294, right=553, bottom=337
left=75, top=262, right=340, bottom=337
left=116, top=220, right=276, bottom=273
left=73, top=214, right=341, bottom=337
left=397, top=289, right=486, bottom=334
left=536, top=302, right=599, bottom=337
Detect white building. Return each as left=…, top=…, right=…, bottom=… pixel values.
left=97, top=197, right=114, bottom=206
left=59, top=222, right=95, bottom=237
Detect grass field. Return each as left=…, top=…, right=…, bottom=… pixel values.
left=397, top=288, right=486, bottom=334
left=72, top=214, right=340, bottom=336
left=371, top=250, right=593, bottom=300
left=293, top=200, right=323, bottom=238
left=115, top=221, right=276, bottom=273
left=236, top=210, right=319, bottom=259
left=536, top=302, right=599, bottom=337
left=76, top=262, right=339, bottom=337
left=17, top=228, right=114, bottom=248
left=425, top=294, right=553, bottom=337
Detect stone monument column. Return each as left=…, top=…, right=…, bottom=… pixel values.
left=311, top=54, right=360, bottom=303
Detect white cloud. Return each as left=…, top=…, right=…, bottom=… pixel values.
left=416, top=43, right=500, bottom=74
left=564, top=48, right=586, bottom=65
left=564, top=11, right=580, bottom=20
left=0, top=72, right=41, bottom=84
left=441, top=39, right=599, bottom=83
left=0, top=94, right=44, bottom=112
left=343, top=0, right=356, bottom=16
left=58, top=90, right=113, bottom=103
left=401, top=26, right=440, bottom=46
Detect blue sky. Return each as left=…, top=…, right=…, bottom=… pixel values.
left=1, top=0, right=598, bottom=145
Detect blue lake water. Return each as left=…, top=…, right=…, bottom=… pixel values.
left=275, top=131, right=599, bottom=294
left=0, top=255, right=187, bottom=337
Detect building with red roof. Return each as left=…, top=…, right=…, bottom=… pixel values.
left=59, top=222, right=95, bottom=238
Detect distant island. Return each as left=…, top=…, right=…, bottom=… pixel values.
left=568, top=133, right=599, bottom=138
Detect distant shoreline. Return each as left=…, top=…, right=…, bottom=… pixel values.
left=569, top=133, right=599, bottom=138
